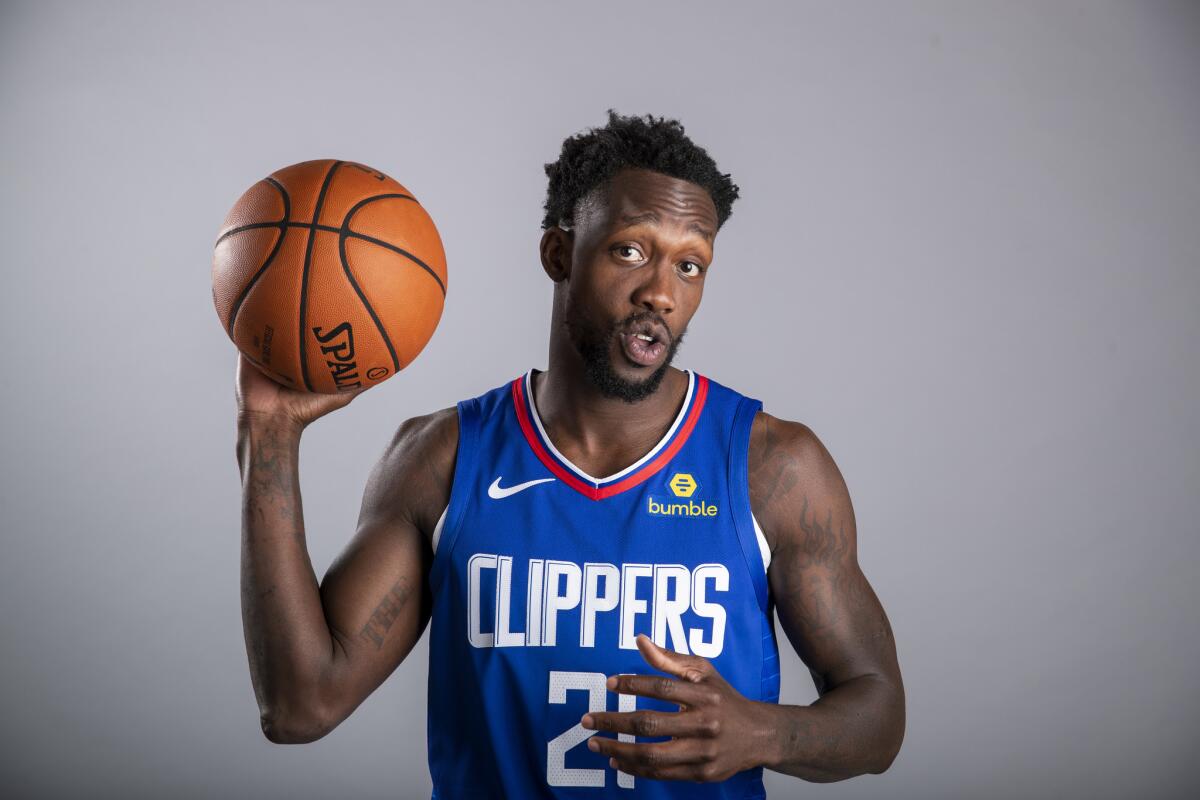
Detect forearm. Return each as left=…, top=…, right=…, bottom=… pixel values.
left=754, top=674, right=905, bottom=782
left=237, top=417, right=339, bottom=738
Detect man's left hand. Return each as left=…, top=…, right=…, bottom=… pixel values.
left=581, top=633, right=769, bottom=783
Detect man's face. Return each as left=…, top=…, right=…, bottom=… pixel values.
left=551, top=168, right=719, bottom=402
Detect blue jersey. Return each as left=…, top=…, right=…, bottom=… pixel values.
left=427, top=369, right=781, bottom=799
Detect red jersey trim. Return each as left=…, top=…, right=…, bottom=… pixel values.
left=511, top=373, right=709, bottom=501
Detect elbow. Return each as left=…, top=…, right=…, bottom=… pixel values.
left=260, top=715, right=328, bottom=745
left=866, top=741, right=902, bottom=776
left=866, top=693, right=906, bottom=775
left=258, top=699, right=338, bottom=745
left=812, top=737, right=903, bottom=783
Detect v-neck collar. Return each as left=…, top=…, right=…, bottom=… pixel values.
left=510, top=369, right=709, bottom=501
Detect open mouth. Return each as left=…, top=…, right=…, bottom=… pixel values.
left=618, top=322, right=669, bottom=367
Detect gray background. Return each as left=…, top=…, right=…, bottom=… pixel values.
left=1, top=0, right=1197, bottom=797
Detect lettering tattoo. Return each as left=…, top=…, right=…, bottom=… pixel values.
left=359, top=578, right=412, bottom=649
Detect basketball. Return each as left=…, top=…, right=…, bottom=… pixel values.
left=212, top=159, right=447, bottom=393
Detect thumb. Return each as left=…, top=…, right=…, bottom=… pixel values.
left=635, top=633, right=706, bottom=683
left=335, top=384, right=369, bottom=404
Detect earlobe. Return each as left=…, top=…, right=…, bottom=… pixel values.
left=539, top=227, right=572, bottom=283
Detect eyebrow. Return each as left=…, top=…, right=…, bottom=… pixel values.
left=618, top=211, right=714, bottom=242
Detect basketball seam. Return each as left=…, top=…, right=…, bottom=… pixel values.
left=214, top=221, right=284, bottom=248
left=342, top=193, right=447, bottom=297
left=338, top=228, right=403, bottom=376
left=223, top=177, right=290, bottom=339
left=334, top=191, right=437, bottom=378
left=298, top=161, right=343, bottom=392
left=216, top=200, right=447, bottom=298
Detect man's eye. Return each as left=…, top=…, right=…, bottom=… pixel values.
left=679, top=261, right=704, bottom=277
left=613, top=245, right=642, bottom=261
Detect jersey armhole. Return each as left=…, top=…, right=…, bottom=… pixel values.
left=728, top=396, right=782, bottom=705
left=752, top=512, right=771, bottom=572
left=727, top=396, right=771, bottom=615
left=429, top=397, right=480, bottom=593
left=431, top=505, right=450, bottom=553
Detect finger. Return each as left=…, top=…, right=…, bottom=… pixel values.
left=607, top=757, right=719, bottom=784
left=587, top=735, right=710, bottom=768
left=634, top=633, right=710, bottom=683
left=582, top=709, right=717, bottom=739
left=606, top=673, right=711, bottom=707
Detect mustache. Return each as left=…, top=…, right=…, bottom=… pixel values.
left=613, top=311, right=673, bottom=342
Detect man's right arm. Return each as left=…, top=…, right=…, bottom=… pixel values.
left=235, top=357, right=458, bottom=744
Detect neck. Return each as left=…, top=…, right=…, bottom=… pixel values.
left=533, top=333, right=688, bottom=477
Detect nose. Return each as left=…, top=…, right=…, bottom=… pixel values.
left=630, top=259, right=675, bottom=316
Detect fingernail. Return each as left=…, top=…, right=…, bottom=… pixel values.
left=609, top=758, right=618, bottom=769
left=581, top=714, right=593, bottom=729
left=587, top=738, right=599, bottom=751
left=606, top=676, right=617, bottom=690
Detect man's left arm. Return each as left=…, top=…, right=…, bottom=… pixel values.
left=748, top=412, right=905, bottom=781
left=581, top=412, right=904, bottom=783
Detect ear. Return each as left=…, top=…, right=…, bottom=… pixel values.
left=540, top=226, right=572, bottom=283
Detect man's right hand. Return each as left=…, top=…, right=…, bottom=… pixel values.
left=234, top=353, right=366, bottom=430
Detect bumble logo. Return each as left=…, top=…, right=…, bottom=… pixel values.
left=669, top=473, right=698, bottom=498
left=648, top=472, right=718, bottom=518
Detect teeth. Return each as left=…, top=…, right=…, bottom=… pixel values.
left=635, top=333, right=654, bottom=342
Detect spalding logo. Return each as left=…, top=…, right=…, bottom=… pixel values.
left=311, top=322, right=362, bottom=390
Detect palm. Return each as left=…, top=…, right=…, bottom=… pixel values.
left=235, top=354, right=363, bottom=428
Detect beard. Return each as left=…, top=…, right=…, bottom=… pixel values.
left=563, top=309, right=686, bottom=403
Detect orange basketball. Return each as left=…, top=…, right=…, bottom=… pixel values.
left=212, top=159, right=447, bottom=393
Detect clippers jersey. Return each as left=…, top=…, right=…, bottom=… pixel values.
left=427, top=369, right=781, bottom=799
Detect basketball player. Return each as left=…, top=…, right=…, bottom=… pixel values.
left=234, top=111, right=905, bottom=798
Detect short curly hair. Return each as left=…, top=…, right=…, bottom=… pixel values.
left=541, top=110, right=740, bottom=231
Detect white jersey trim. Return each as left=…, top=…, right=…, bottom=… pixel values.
left=752, top=512, right=771, bottom=572
left=432, top=504, right=449, bottom=554
left=523, top=368, right=695, bottom=486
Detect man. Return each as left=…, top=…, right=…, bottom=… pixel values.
left=235, top=111, right=905, bottom=798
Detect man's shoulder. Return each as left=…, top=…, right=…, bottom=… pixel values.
left=748, top=411, right=821, bottom=464
left=387, top=369, right=520, bottom=456
left=453, top=371, right=529, bottom=422
left=389, top=406, right=459, bottom=459
left=371, top=407, right=459, bottom=536
left=746, top=411, right=847, bottom=555
left=377, top=368, right=519, bottom=525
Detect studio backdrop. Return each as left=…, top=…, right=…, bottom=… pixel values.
left=1, top=1, right=1197, bottom=798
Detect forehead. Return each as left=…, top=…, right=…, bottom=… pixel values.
left=578, top=169, right=718, bottom=241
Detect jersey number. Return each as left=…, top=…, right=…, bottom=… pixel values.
left=547, top=670, right=636, bottom=789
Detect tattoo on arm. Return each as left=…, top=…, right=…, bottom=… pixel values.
left=750, top=415, right=895, bottom=685
left=747, top=415, right=905, bottom=775
left=240, top=424, right=304, bottom=540
left=748, top=416, right=801, bottom=520
left=784, top=496, right=852, bottom=650
left=359, top=578, right=412, bottom=649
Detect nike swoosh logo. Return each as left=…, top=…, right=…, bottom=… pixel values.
left=488, top=476, right=555, bottom=499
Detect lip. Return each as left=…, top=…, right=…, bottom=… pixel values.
left=618, top=327, right=669, bottom=367
left=632, top=320, right=670, bottom=344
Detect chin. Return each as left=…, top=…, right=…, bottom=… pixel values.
left=586, top=350, right=672, bottom=403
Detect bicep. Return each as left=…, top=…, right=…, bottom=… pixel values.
left=314, top=411, right=454, bottom=718
left=754, top=418, right=899, bottom=694
left=768, top=518, right=896, bottom=694
left=319, top=504, right=434, bottom=697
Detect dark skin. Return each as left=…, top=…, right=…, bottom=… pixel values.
left=235, top=167, right=904, bottom=783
